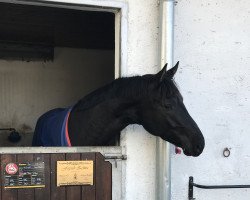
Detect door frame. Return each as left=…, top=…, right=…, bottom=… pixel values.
left=0, top=0, right=128, bottom=199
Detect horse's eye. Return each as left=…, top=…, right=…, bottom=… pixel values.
left=165, top=104, right=173, bottom=110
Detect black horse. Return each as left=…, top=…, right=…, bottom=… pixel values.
left=32, top=62, right=205, bottom=157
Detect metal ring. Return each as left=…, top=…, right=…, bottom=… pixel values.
left=223, top=148, right=230, bottom=157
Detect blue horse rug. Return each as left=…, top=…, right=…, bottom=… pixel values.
left=32, top=107, right=72, bottom=146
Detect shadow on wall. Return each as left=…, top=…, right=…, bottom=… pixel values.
left=0, top=131, right=32, bottom=147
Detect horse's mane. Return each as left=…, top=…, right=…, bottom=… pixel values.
left=73, top=74, right=180, bottom=111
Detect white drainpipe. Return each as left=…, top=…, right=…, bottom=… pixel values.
left=156, top=0, right=175, bottom=200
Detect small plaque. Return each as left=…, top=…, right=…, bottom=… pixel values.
left=3, top=162, right=45, bottom=189
left=57, top=160, right=93, bottom=187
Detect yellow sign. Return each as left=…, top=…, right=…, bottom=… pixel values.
left=57, top=160, right=93, bottom=187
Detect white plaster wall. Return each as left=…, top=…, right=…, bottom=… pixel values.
left=0, top=47, right=114, bottom=146
left=119, top=1, right=160, bottom=200
left=172, top=0, right=250, bottom=199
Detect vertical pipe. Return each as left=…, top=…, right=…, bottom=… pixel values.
left=156, top=0, right=175, bottom=200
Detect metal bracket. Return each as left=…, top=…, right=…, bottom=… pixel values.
left=189, top=177, right=195, bottom=200
left=104, top=154, right=127, bottom=168
left=104, top=154, right=127, bottom=160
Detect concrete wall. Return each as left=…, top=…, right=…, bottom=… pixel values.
left=118, top=1, right=160, bottom=200
left=171, top=0, right=250, bottom=199
left=0, top=47, right=114, bottom=146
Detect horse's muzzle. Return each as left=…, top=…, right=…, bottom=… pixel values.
left=183, top=141, right=204, bottom=157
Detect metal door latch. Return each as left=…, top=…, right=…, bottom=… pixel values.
left=104, top=154, right=127, bottom=168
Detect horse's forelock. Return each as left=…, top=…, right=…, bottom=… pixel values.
left=157, top=78, right=181, bottom=99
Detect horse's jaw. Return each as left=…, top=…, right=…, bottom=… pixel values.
left=158, top=128, right=204, bottom=157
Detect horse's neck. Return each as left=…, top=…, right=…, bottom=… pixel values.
left=74, top=77, right=145, bottom=125
left=69, top=93, right=142, bottom=145
left=76, top=96, right=141, bottom=126
left=113, top=99, right=141, bottom=125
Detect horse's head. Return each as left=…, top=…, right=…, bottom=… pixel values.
left=140, top=62, right=205, bottom=157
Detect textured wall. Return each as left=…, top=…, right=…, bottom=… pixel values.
left=172, top=0, right=250, bottom=199
left=0, top=47, right=114, bottom=146
left=119, top=1, right=160, bottom=199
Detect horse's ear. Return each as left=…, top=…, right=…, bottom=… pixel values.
left=166, top=61, right=179, bottom=79
left=156, top=63, right=168, bottom=82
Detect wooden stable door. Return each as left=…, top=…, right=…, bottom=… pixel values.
left=0, top=152, right=112, bottom=200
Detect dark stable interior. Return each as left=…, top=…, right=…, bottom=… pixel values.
left=0, top=2, right=115, bottom=60
left=0, top=2, right=116, bottom=146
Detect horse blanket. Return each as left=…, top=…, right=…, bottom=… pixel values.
left=32, top=107, right=72, bottom=146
